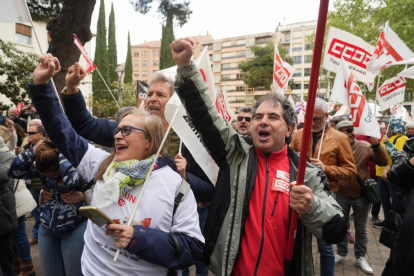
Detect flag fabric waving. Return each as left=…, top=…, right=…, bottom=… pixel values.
left=298, top=101, right=306, bottom=123
left=273, top=44, right=295, bottom=94
left=398, top=65, right=414, bottom=79
left=331, top=57, right=380, bottom=138
left=322, top=27, right=376, bottom=84
left=0, top=0, right=31, bottom=23
left=333, top=105, right=347, bottom=117
left=391, top=104, right=412, bottom=122
left=73, top=34, right=97, bottom=73
left=216, top=86, right=235, bottom=122
left=377, top=75, right=406, bottom=110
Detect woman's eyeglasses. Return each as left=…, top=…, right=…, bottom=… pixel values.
left=237, top=116, right=251, bottom=122
left=113, top=126, right=146, bottom=137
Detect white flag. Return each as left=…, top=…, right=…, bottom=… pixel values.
left=377, top=75, right=406, bottom=110
left=391, top=104, right=411, bottom=122
left=328, top=102, right=336, bottom=113
left=0, top=0, right=31, bottom=23
left=323, top=27, right=376, bottom=84
left=369, top=21, right=414, bottom=71
left=216, top=85, right=235, bottom=122
left=298, top=101, right=306, bottom=123
left=333, top=105, right=348, bottom=117
left=398, top=65, right=414, bottom=79
left=287, top=95, right=295, bottom=107
left=273, top=44, right=295, bottom=94
left=331, top=57, right=380, bottom=138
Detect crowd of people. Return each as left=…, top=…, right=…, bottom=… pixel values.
left=0, top=38, right=413, bottom=276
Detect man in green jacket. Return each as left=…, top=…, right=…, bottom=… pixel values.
left=171, top=38, right=347, bottom=276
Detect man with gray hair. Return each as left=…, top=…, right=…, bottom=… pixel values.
left=236, top=107, right=252, bottom=136
left=7, top=108, right=27, bottom=131
left=405, top=121, right=414, bottom=138
left=290, top=97, right=356, bottom=276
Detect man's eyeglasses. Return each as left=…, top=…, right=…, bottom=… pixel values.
left=312, top=116, right=326, bottom=123
left=339, top=128, right=354, bottom=134
left=113, top=126, right=147, bottom=137
left=27, top=132, right=39, bottom=136
left=237, top=116, right=251, bottom=122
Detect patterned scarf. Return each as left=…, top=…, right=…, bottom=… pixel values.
left=107, top=154, right=156, bottom=198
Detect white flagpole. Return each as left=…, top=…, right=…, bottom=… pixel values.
left=95, top=68, right=120, bottom=108
left=178, top=140, right=183, bottom=154
left=317, top=125, right=326, bottom=160
left=23, top=0, right=63, bottom=110
left=374, top=72, right=381, bottom=116
left=113, top=105, right=181, bottom=262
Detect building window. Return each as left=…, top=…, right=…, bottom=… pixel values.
left=293, top=71, right=302, bottom=77
left=213, top=53, right=221, bottom=62
left=305, top=29, right=316, bottom=37
left=292, top=43, right=302, bottom=52
left=222, top=41, right=231, bottom=48
left=134, top=61, right=139, bottom=67
left=213, top=42, right=221, bottom=51
left=222, top=63, right=231, bottom=70
left=293, top=56, right=302, bottom=64
left=153, top=50, right=159, bottom=57
left=304, top=82, right=309, bottom=89
left=305, top=44, right=312, bottom=50
left=15, top=23, right=32, bottom=45
left=246, top=49, right=254, bottom=58
left=153, top=60, right=158, bottom=67
left=142, top=70, right=147, bottom=77
left=236, top=85, right=245, bottom=91
left=304, top=68, right=311, bottom=76
left=294, top=83, right=302, bottom=89
left=134, top=51, right=139, bottom=57
left=236, top=51, right=246, bottom=58
left=237, top=39, right=246, bottom=46
left=246, top=37, right=255, bottom=46
left=292, top=30, right=303, bottom=39
left=142, top=61, right=147, bottom=67
left=304, top=55, right=312, bottom=63
left=214, top=75, right=221, bottom=83
left=142, top=51, right=147, bottom=57
left=285, top=47, right=290, bottom=54
left=222, top=52, right=232, bottom=59
left=213, top=64, right=221, bottom=72
left=134, top=71, right=139, bottom=77
left=222, top=74, right=231, bottom=80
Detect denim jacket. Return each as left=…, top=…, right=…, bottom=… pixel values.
left=8, top=149, right=87, bottom=232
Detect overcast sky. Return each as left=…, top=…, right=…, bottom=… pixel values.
left=90, top=0, right=335, bottom=64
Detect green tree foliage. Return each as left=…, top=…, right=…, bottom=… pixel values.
left=108, top=3, right=118, bottom=84
left=0, top=40, right=38, bottom=107
left=92, top=0, right=110, bottom=107
left=160, top=17, right=175, bottom=69
left=124, top=32, right=133, bottom=84
left=26, top=0, right=62, bottom=22
left=238, top=42, right=291, bottom=89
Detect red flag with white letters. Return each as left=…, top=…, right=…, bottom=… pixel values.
left=331, top=57, right=380, bottom=138
left=73, top=34, right=97, bottom=73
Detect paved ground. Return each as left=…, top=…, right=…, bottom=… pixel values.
left=25, top=212, right=387, bottom=276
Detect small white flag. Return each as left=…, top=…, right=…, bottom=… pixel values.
left=0, top=0, right=31, bottom=23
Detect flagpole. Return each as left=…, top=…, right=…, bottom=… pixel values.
left=23, top=0, right=63, bottom=110
left=113, top=105, right=181, bottom=262
left=285, top=0, right=330, bottom=274
left=317, top=126, right=326, bottom=160
left=374, top=72, right=381, bottom=116
left=95, top=68, right=120, bottom=108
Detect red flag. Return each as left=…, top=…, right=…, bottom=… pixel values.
left=73, top=34, right=97, bottom=73
left=16, top=102, right=23, bottom=115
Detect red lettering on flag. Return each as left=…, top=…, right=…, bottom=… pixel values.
left=199, top=69, right=207, bottom=82
left=345, top=73, right=365, bottom=127
left=273, top=53, right=291, bottom=89
left=328, top=38, right=372, bottom=69
left=378, top=77, right=406, bottom=97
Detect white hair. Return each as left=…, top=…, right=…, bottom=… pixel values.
left=29, top=119, right=42, bottom=127
left=314, top=98, right=328, bottom=114
left=406, top=121, right=414, bottom=128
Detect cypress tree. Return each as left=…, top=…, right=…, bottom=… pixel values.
left=124, top=31, right=133, bottom=84
left=108, top=3, right=118, bottom=84
left=159, top=14, right=175, bottom=70
left=93, top=0, right=110, bottom=102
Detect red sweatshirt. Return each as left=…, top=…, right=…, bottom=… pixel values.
left=233, top=146, right=291, bottom=276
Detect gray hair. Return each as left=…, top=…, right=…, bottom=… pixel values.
left=239, top=107, right=253, bottom=114
left=314, top=98, right=328, bottom=113
left=252, top=93, right=297, bottom=128
left=115, top=107, right=138, bottom=121
left=149, top=71, right=175, bottom=96
left=29, top=119, right=42, bottom=127
left=406, top=122, right=414, bottom=128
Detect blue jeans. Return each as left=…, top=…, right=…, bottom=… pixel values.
left=12, top=216, right=32, bottom=262
left=27, top=184, right=40, bottom=239
left=38, top=220, right=87, bottom=276
left=182, top=207, right=209, bottom=276
left=378, top=178, right=398, bottom=219
left=317, top=239, right=334, bottom=276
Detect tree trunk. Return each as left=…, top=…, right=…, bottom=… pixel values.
left=47, top=0, right=96, bottom=93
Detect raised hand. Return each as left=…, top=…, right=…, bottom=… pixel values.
left=174, top=153, right=187, bottom=179
left=171, top=38, right=195, bottom=69
left=65, top=62, right=87, bottom=94
left=33, top=54, right=61, bottom=85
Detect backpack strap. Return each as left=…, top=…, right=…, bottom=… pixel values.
left=392, top=134, right=403, bottom=145
left=173, top=178, right=191, bottom=216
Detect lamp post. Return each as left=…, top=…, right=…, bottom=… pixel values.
left=115, top=65, right=124, bottom=108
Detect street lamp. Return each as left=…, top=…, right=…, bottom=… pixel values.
left=115, top=65, right=124, bottom=108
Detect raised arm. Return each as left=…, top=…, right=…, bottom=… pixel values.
left=62, top=62, right=117, bottom=147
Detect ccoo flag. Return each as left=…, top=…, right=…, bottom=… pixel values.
left=273, top=44, right=295, bottom=94
left=331, top=57, right=380, bottom=138
left=73, top=34, right=97, bottom=73
left=377, top=75, right=406, bottom=110
left=0, top=0, right=31, bottom=23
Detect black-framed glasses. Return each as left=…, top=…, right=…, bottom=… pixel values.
left=312, top=116, right=326, bottom=123
left=339, top=128, right=354, bottom=134
left=237, top=116, right=251, bottom=122
left=27, top=132, right=39, bottom=136
left=113, top=126, right=147, bottom=137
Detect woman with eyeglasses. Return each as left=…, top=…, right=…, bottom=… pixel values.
left=25, top=54, right=204, bottom=276
left=8, top=138, right=90, bottom=276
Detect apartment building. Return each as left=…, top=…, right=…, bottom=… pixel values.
left=0, top=21, right=93, bottom=109
left=130, top=33, right=214, bottom=84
